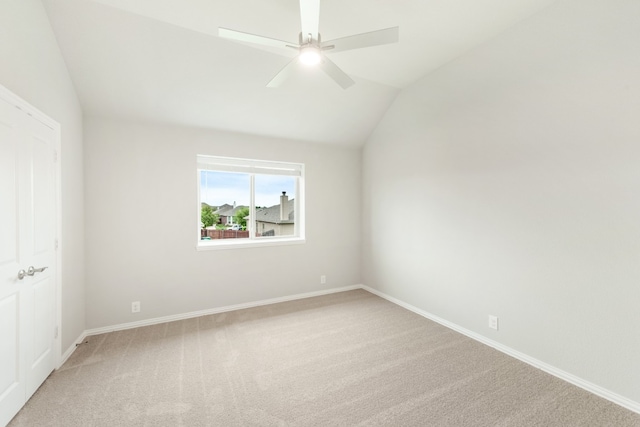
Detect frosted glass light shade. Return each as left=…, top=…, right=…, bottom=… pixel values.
left=299, top=47, right=321, bottom=66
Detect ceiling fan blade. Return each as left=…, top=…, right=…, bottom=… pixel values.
left=219, top=27, right=295, bottom=50
left=323, top=26, right=399, bottom=54
left=319, top=56, right=355, bottom=89
left=299, top=0, right=320, bottom=42
left=267, top=58, right=299, bottom=88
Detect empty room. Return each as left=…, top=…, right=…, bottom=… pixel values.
left=1, top=0, right=639, bottom=425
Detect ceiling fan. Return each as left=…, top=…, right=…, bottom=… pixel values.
left=218, top=0, right=399, bottom=89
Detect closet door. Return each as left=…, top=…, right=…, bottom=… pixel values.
left=0, top=95, right=57, bottom=427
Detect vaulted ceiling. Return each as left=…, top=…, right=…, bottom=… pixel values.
left=42, top=0, right=558, bottom=146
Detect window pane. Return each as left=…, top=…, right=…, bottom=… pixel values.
left=254, top=174, right=296, bottom=238
left=200, top=170, right=250, bottom=240
left=197, top=155, right=304, bottom=247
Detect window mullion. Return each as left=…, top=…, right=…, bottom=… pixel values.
left=250, top=174, right=255, bottom=239
left=294, top=177, right=298, bottom=237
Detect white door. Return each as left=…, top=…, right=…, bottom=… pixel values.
left=0, top=93, right=57, bottom=426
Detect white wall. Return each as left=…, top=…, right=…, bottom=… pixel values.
left=363, top=0, right=640, bottom=407
left=84, top=118, right=361, bottom=329
left=0, top=0, right=85, bottom=354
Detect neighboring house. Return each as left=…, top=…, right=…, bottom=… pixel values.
left=254, top=192, right=295, bottom=237
left=214, top=203, right=246, bottom=226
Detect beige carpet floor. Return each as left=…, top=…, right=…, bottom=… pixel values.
left=8, top=289, right=640, bottom=426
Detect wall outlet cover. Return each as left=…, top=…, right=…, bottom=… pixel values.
left=488, top=315, right=499, bottom=330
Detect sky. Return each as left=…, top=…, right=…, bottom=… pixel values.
left=200, top=171, right=295, bottom=207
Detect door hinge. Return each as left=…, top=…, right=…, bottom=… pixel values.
left=55, top=238, right=59, bottom=250
left=54, top=326, right=59, bottom=339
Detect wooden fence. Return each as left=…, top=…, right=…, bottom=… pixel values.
left=201, top=229, right=250, bottom=240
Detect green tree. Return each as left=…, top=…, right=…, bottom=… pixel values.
left=201, top=205, right=218, bottom=228
left=234, top=206, right=250, bottom=229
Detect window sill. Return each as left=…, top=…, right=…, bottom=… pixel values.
left=197, top=236, right=306, bottom=251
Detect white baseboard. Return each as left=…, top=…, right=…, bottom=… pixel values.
left=58, top=330, right=88, bottom=369
left=360, top=285, right=640, bottom=415
left=83, top=285, right=362, bottom=337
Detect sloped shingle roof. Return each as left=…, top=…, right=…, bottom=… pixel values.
left=215, top=204, right=247, bottom=217
left=255, top=199, right=295, bottom=224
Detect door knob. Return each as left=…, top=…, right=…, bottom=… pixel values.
left=18, top=269, right=27, bottom=280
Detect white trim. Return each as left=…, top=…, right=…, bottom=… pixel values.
left=84, top=285, right=361, bottom=336
left=360, top=285, right=640, bottom=415
left=0, top=85, right=59, bottom=130
left=197, top=155, right=303, bottom=176
left=57, top=331, right=88, bottom=369
left=197, top=237, right=305, bottom=251
left=53, top=114, right=63, bottom=373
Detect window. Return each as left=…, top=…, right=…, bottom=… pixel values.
left=197, top=155, right=305, bottom=249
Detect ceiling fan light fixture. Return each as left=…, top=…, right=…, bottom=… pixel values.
left=299, top=46, right=321, bottom=66
left=218, top=0, right=399, bottom=88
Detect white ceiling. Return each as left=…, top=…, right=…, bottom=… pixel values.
left=42, top=0, right=558, bottom=146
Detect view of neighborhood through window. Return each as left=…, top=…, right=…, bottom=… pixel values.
left=198, top=155, right=304, bottom=246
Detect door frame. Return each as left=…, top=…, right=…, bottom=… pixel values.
left=0, top=84, right=62, bottom=368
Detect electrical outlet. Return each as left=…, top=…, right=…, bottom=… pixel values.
left=488, top=315, right=499, bottom=330
left=132, top=301, right=141, bottom=313
left=320, top=275, right=326, bottom=284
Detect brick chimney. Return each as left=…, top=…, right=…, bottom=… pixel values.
left=280, top=191, right=288, bottom=221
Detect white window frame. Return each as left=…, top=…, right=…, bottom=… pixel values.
left=197, top=155, right=305, bottom=250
